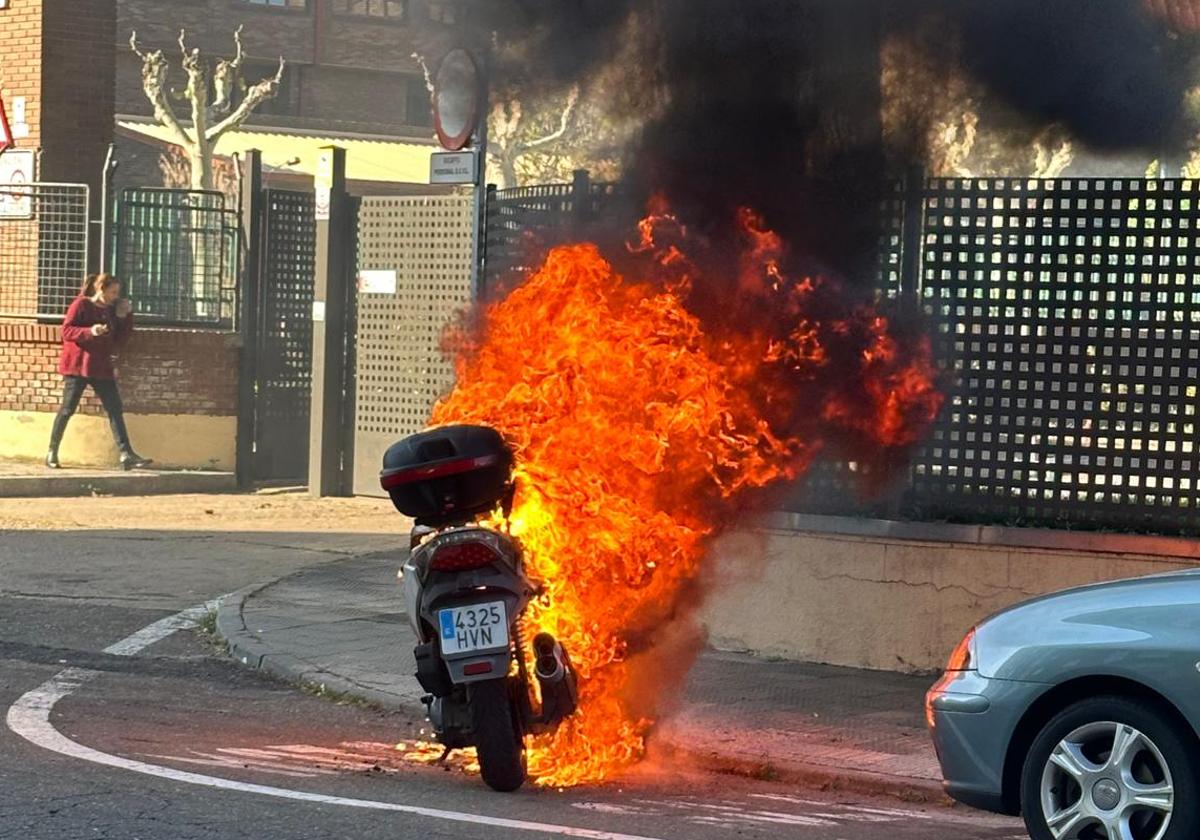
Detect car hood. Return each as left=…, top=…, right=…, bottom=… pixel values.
left=982, top=566, right=1200, bottom=626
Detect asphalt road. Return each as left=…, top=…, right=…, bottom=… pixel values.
left=0, top=519, right=1028, bottom=840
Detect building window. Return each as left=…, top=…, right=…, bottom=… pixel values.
left=333, top=0, right=406, bottom=19
left=241, top=0, right=308, bottom=8
left=406, top=77, right=433, bottom=128
left=427, top=2, right=457, bottom=24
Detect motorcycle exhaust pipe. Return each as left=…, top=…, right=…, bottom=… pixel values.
left=531, top=633, right=578, bottom=726
left=533, top=633, right=567, bottom=684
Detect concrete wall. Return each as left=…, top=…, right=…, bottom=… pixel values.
left=702, top=515, right=1200, bottom=673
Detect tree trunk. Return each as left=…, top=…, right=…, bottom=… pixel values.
left=187, top=139, right=215, bottom=320
left=190, top=134, right=214, bottom=191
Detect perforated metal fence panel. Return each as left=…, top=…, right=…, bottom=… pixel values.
left=911, top=177, right=1200, bottom=533
left=254, top=189, right=316, bottom=481
left=0, top=183, right=89, bottom=319
left=353, top=194, right=475, bottom=497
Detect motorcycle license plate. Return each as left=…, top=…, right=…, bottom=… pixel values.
left=438, top=601, right=509, bottom=655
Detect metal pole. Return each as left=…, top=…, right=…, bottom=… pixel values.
left=236, top=149, right=264, bottom=489
left=98, top=142, right=115, bottom=273
left=471, top=52, right=489, bottom=301
left=308, top=146, right=350, bottom=497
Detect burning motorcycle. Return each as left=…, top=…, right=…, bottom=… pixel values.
left=379, top=424, right=578, bottom=792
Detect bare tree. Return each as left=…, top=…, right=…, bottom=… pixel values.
left=488, top=84, right=582, bottom=188
left=130, top=26, right=283, bottom=190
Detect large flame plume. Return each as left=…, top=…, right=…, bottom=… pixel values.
left=429, top=207, right=941, bottom=787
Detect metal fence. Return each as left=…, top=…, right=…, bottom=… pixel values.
left=485, top=173, right=1200, bottom=535
left=485, top=172, right=627, bottom=297
left=110, top=187, right=240, bottom=327
left=251, top=188, right=317, bottom=481
left=910, top=177, right=1200, bottom=533
left=0, top=183, right=89, bottom=319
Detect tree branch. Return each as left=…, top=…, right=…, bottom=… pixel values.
left=210, top=24, right=247, bottom=117
left=207, top=58, right=284, bottom=142
left=130, top=31, right=192, bottom=149
left=411, top=51, right=434, bottom=94
left=521, top=85, right=580, bottom=151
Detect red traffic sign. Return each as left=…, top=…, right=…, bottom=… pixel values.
left=0, top=96, right=12, bottom=155
left=433, top=49, right=482, bottom=152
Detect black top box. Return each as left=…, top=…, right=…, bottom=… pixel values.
left=380, top=425, right=514, bottom=523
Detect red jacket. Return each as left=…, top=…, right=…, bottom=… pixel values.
left=59, top=297, right=134, bottom=379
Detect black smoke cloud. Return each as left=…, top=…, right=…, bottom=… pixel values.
left=471, top=0, right=1196, bottom=283
left=949, top=0, right=1189, bottom=152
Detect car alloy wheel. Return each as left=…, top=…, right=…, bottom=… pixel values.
left=1039, top=720, right=1174, bottom=840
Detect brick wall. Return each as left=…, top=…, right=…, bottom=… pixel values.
left=0, top=0, right=44, bottom=152
left=41, top=0, right=116, bottom=193
left=0, top=0, right=116, bottom=309
left=0, top=323, right=238, bottom=417
left=0, top=323, right=77, bottom=414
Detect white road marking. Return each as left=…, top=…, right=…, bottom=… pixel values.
left=5, top=601, right=666, bottom=840
left=100, top=600, right=219, bottom=657
left=139, top=752, right=329, bottom=778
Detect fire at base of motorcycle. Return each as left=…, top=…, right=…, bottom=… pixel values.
left=380, top=424, right=578, bottom=792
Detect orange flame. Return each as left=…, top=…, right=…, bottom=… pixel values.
left=429, top=206, right=941, bottom=787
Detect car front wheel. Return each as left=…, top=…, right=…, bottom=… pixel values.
left=1021, top=696, right=1199, bottom=840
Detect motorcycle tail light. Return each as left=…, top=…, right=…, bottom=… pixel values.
left=429, top=541, right=501, bottom=572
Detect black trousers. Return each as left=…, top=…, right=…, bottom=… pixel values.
left=50, top=376, right=131, bottom=452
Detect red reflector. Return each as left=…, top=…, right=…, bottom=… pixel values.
left=380, top=454, right=501, bottom=491
left=463, top=661, right=494, bottom=676
left=429, top=540, right=501, bottom=572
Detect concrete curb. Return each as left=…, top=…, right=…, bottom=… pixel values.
left=215, top=578, right=947, bottom=803
left=653, top=743, right=948, bottom=805
left=0, top=470, right=237, bottom=498
left=215, top=580, right=422, bottom=713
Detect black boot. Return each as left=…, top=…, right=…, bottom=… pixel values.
left=119, top=449, right=153, bottom=471
left=46, top=413, right=69, bottom=469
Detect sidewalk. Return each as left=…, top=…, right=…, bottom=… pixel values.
left=216, top=554, right=945, bottom=801
left=0, top=457, right=235, bottom=497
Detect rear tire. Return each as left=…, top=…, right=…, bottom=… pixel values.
left=468, top=678, right=527, bottom=792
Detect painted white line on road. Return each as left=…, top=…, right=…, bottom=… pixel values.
left=139, top=752, right=330, bottom=779
left=5, top=602, right=666, bottom=840
left=101, top=599, right=220, bottom=657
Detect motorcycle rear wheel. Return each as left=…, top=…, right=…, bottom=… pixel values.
left=468, top=677, right=527, bottom=792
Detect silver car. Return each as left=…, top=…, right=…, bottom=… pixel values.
left=926, top=569, right=1200, bottom=840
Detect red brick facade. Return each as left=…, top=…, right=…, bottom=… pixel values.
left=0, top=1, right=115, bottom=201
left=0, top=322, right=238, bottom=417
left=0, top=1, right=43, bottom=151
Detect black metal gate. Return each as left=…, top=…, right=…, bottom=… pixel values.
left=253, top=189, right=316, bottom=481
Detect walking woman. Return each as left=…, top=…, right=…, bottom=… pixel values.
left=47, top=273, right=152, bottom=470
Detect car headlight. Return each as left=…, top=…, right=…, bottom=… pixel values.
left=945, top=628, right=977, bottom=672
